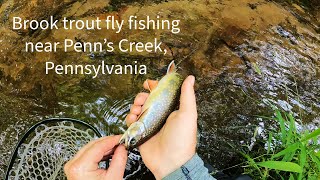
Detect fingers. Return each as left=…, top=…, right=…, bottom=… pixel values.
left=130, top=104, right=142, bottom=114
left=133, top=92, right=149, bottom=106
left=179, top=75, right=197, bottom=116
left=71, top=136, right=109, bottom=161
left=125, top=79, right=158, bottom=127
left=107, top=145, right=128, bottom=179
left=126, top=114, right=137, bottom=127
left=74, top=135, right=123, bottom=170
left=126, top=92, right=149, bottom=126
left=64, top=136, right=128, bottom=180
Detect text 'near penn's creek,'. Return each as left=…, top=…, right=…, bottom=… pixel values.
left=24, top=38, right=167, bottom=55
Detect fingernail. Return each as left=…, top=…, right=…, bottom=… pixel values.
left=190, top=75, right=195, bottom=86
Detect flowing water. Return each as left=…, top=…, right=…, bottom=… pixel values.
left=0, top=0, right=319, bottom=179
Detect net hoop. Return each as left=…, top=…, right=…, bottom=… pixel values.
left=5, top=118, right=102, bottom=180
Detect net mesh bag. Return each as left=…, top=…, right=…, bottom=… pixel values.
left=7, top=119, right=100, bottom=180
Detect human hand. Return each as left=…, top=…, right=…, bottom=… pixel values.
left=126, top=75, right=197, bottom=179
left=64, top=135, right=127, bottom=180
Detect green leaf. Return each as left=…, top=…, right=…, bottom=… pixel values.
left=241, top=152, right=257, bottom=168
left=240, top=152, right=263, bottom=176
left=276, top=110, right=287, bottom=143
left=289, top=174, right=295, bottom=180
left=286, top=113, right=296, bottom=145
left=309, top=152, right=320, bottom=171
left=288, top=113, right=296, bottom=131
left=301, top=128, right=320, bottom=142
left=257, top=161, right=302, bottom=173
left=267, top=132, right=273, bottom=154
left=298, top=145, right=306, bottom=180
left=272, top=143, right=299, bottom=159
left=300, top=145, right=307, bottom=169
left=315, top=151, right=320, bottom=158
left=307, top=176, right=318, bottom=180
left=282, top=152, right=295, bottom=162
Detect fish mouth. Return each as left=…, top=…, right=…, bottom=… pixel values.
left=119, top=133, right=132, bottom=149
left=119, top=134, right=126, bottom=145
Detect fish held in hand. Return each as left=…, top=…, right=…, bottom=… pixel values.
left=119, top=61, right=183, bottom=149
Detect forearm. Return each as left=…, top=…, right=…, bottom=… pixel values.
left=162, top=154, right=216, bottom=180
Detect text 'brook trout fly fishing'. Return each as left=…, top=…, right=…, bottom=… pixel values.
left=119, top=61, right=183, bottom=149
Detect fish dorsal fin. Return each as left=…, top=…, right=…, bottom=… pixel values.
left=145, top=79, right=158, bottom=92
left=167, top=60, right=176, bottom=74
left=145, top=80, right=152, bottom=92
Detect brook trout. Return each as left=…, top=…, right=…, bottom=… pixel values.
left=119, top=61, right=182, bottom=149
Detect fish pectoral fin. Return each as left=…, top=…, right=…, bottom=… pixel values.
left=167, top=60, right=176, bottom=74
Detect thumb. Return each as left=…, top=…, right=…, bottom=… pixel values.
left=179, top=75, right=197, bottom=115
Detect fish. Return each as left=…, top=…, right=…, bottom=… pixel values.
left=119, top=61, right=183, bottom=149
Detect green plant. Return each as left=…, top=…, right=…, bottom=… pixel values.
left=241, top=110, right=320, bottom=179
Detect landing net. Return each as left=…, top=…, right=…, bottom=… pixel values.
left=5, top=118, right=101, bottom=180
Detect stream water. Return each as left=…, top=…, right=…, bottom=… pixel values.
left=0, top=0, right=319, bottom=179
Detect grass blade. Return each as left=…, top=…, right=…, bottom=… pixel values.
left=288, top=113, right=296, bottom=132
left=289, top=174, right=294, bottom=180
left=309, top=152, right=320, bottom=171
left=315, top=151, right=320, bottom=158
left=299, top=145, right=306, bottom=169
left=282, top=151, right=295, bottom=162
left=297, top=145, right=306, bottom=180
left=286, top=113, right=295, bottom=145
left=267, top=132, right=273, bottom=154
left=257, top=161, right=302, bottom=173
left=276, top=110, right=286, bottom=143
left=301, top=128, right=320, bottom=142
left=240, top=152, right=263, bottom=177
left=272, top=143, right=299, bottom=159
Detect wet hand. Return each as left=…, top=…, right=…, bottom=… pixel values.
left=64, top=135, right=127, bottom=180
left=126, top=75, right=197, bottom=179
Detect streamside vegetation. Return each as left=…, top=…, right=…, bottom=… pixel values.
left=241, top=110, right=320, bottom=179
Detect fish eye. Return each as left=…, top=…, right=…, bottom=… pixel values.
left=130, top=138, right=136, bottom=145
